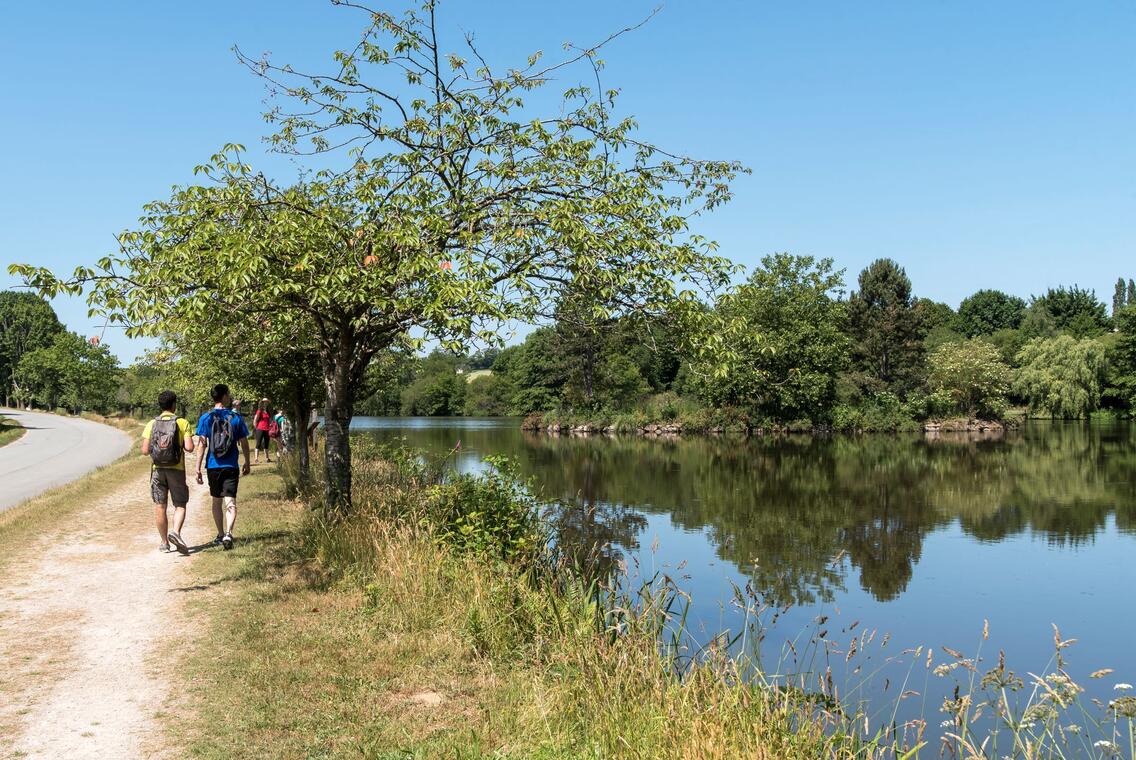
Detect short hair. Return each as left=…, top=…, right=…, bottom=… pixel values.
left=210, top=383, right=230, bottom=403
left=158, top=390, right=177, bottom=412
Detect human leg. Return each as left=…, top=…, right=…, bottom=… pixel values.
left=208, top=468, right=240, bottom=548
left=223, top=496, right=237, bottom=535
left=164, top=470, right=190, bottom=551
left=153, top=504, right=169, bottom=546
left=211, top=498, right=224, bottom=536
left=150, top=470, right=170, bottom=549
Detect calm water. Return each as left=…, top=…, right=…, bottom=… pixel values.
left=355, top=417, right=1136, bottom=734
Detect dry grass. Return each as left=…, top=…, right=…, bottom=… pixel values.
left=0, top=455, right=147, bottom=575
left=170, top=457, right=887, bottom=760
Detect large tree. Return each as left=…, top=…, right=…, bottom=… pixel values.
left=12, top=2, right=742, bottom=514
left=1014, top=335, right=1106, bottom=419
left=695, top=253, right=849, bottom=422
left=1113, top=277, right=1127, bottom=318
left=1109, top=305, right=1136, bottom=408
left=955, top=289, right=1026, bottom=337
left=846, top=258, right=925, bottom=396
left=14, top=331, right=120, bottom=413
left=0, top=291, right=63, bottom=407
left=1031, top=286, right=1109, bottom=338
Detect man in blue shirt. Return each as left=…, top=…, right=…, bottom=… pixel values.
left=194, top=383, right=251, bottom=550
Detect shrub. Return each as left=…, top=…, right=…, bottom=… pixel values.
left=424, top=456, right=545, bottom=562
left=926, top=338, right=1011, bottom=418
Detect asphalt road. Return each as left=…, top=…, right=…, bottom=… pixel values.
left=0, top=409, right=133, bottom=513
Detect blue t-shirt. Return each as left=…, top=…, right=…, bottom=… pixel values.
left=195, top=408, right=249, bottom=470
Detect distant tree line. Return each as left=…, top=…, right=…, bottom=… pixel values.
left=6, top=255, right=1136, bottom=427
left=354, top=258, right=1136, bottom=426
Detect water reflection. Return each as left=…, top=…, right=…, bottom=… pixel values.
left=359, top=419, right=1136, bottom=608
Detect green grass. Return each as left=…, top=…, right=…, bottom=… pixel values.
left=0, top=416, right=24, bottom=448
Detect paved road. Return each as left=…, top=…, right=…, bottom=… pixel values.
left=0, top=408, right=133, bottom=513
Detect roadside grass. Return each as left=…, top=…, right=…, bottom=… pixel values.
left=0, top=455, right=147, bottom=576
left=0, top=416, right=24, bottom=447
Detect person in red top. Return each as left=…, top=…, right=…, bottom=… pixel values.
left=252, top=398, right=273, bottom=464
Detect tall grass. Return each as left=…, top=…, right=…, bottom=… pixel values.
left=279, top=442, right=1133, bottom=758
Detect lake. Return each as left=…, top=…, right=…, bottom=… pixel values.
left=354, top=416, right=1136, bottom=736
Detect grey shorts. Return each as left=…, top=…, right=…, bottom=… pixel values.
left=150, top=468, right=190, bottom=507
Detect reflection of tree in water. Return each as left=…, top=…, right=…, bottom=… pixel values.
left=838, top=484, right=924, bottom=602
left=359, top=420, right=1136, bottom=607
left=545, top=499, right=647, bottom=578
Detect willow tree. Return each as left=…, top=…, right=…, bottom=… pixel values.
left=11, top=1, right=742, bottom=514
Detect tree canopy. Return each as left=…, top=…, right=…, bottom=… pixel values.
left=694, top=253, right=848, bottom=423
left=0, top=291, right=62, bottom=406
left=10, top=2, right=743, bottom=513
left=846, top=258, right=925, bottom=396
left=955, top=289, right=1026, bottom=337
left=14, top=331, right=119, bottom=413
left=926, top=338, right=1011, bottom=418
left=1031, top=286, right=1109, bottom=338
left=1014, top=335, right=1106, bottom=419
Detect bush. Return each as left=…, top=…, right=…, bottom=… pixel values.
left=424, top=456, right=545, bottom=562
left=926, top=338, right=1011, bottom=419
left=832, top=393, right=920, bottom=432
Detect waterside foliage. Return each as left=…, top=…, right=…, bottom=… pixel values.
left=252, top=443, right=1136, bottom=758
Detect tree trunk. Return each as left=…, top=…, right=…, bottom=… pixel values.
left=290, top=386, right=312, bottom=489
left=321, top=356, right=356, bottom=517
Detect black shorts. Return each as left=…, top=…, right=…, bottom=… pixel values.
left=255, top=429, right=271, bottom=451
left=206, top=467, right=240, bottom=498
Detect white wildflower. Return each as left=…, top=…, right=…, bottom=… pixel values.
left=1114, top=683, right=1133, bottom=691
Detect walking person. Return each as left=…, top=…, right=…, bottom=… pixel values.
left=253, top=398, right=273, bottom=464
left=141, top=390, right=195, bottom=554
left=194, top=384, right=251, bottom=550
left=277, top=410, right=294, bottom=454
left=271, top=409, right=285, bottom=453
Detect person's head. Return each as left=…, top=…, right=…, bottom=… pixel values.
left=232, top=398, right=242, bottom=411
left=210, top=383, right=231, bottom=406
left=157, top=390, right=177, bottom=413
left=259, top=398, right=269, bottom=411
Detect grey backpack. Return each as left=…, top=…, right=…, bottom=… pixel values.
left=149, top=417, right=182, bottom=466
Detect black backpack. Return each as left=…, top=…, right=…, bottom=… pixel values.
left=209, top=411, right=235, bottom=458
left=149, top=416, right=182, bottom=466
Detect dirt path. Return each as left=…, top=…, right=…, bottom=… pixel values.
left=0, top=469, right=217, bottom=759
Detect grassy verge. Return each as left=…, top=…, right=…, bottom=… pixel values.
left=0, top=416, right=24, bottom=448
left=175, top=449, right=1136, bottom=759
left=173, top=453, right=878, bottom=759
left=0, top=455, right=147, bottom=575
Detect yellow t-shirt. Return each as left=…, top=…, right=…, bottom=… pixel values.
left=141, top=413, right=192, bottom=470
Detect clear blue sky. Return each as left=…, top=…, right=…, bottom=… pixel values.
left=1, top=1, right=1133, bottom=362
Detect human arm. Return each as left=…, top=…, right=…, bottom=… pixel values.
left=240, top=436, right=251, bottom=476
left=140, top=420, right=152, bottom=456
left=195, top=427, right=207, bottom=484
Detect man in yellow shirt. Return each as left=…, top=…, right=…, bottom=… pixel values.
left=141, top=391, right=195, bottom=554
